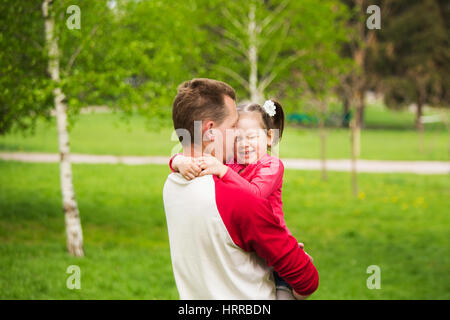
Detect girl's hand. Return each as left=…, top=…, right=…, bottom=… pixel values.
left=172, top=155, right=202, bottom=180
left=197, top=155, right=228, bottom=178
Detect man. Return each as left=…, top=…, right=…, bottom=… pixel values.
left=163, top=78, right=318, bottom=299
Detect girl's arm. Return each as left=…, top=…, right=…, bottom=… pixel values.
left=169, top=154, right=202, bottom=180
left=199, top=155, right=284, bottom=198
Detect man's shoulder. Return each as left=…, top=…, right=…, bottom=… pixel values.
left=164, top=173, right=215, bottom=201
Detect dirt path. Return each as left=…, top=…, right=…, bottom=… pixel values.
left=0, top=152, right=449, bottom=174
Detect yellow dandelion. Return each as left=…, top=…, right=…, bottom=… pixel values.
left=358, top=192, right=366, bottom=200
left=414, top=196, right=425, bottom=208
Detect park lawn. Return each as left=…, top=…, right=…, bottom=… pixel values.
left=0, top=111, right=448, bottom=161
left=0, top=161, right=449, bottom=299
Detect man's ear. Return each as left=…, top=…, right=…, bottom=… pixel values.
left=203, top=120, right=215, bottom=141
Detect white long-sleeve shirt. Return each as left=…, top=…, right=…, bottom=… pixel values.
left=163, top=173, right=318, bottom=300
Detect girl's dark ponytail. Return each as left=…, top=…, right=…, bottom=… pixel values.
left=270, top=99, right=285, bottom=141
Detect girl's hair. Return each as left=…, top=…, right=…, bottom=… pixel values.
left=236, top=99, right=285, bottom=145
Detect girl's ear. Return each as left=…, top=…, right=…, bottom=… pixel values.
left=267, top=129, right=274, bottom=147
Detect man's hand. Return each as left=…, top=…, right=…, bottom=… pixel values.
left=197, top=155, right=229, bottom=178
left=172, top=155, right=202, bottom=180
left=292, top=242, right=314, bottom=299
left=293, top=290, right=310, bottom=300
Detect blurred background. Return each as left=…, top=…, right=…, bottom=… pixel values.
left=0, top=0, right=448, bottom=299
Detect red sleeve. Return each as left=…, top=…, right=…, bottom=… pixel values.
left=221, top=157, right=284, bottom=198
left=168, top=153, right=181, bottom=173
left=214, top=177, right=319, bottom=296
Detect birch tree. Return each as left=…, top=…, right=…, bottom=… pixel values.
left=42, top=0, right=84, bottom=256
left=200, top=0, right=351, bottom=107
left=202, top=0, right=323, bottom=103
left=337, top=0, right=378, bottom=195
left=296, top=50, right=351, bottom=181
left=1, top=0, right=204, bottom=256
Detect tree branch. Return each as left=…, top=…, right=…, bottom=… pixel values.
left=223, top=29, right=248, bottom=52
left=221, top=7, right=245, bottom=33
left=217, top=39, right=247, bottom=59
left=215, top=65, right=250, bottom=90
left=258, top=49, right=305, bottom=91
left=64, top=24, right=99, bottom=75
left=260, top=0, right=290, bottom=30
left=260, top=22, right=290, bottom=76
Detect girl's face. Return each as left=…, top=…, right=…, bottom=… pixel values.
left=235, top=113, right=269, bottom=165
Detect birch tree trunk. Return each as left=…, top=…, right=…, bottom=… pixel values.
left=415, top=82, right=425, bottom=153
left=350, top=117, right=359, bottom=197
left=247, top=3, right=263, bottom=104
left=318, top=100, right=327, bottom=181
left=349, top=89, right=363, bottom=197
left=42, top=0, right=84, bottom=257
left=348, top=0, right=367, bottom=197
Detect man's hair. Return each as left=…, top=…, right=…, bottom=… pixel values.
left=172, top=78, right=236, bottom=146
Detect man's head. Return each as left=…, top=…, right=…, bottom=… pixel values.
left=172, top=78, right=238, bottom=162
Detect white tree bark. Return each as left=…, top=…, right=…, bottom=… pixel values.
left=318, top=99, right=328, bottom=181
left=42, top=0, right=84, bottom=257
left=247, top=3, right=263, bottom=104
left=350, top=117, right=359, bottom=197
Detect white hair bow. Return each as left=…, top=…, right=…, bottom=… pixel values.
left=263, top=100, right=276, bottom=117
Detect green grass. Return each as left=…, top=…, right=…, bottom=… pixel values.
left=0, top=109, right=448, bottom=161
left=1, top=161, right=449, bottom=299
left=363, top=104, right=447, bottom=130
left=280, top=128, right=448, bottom=161
left=0, top=161, right=177, bottom=299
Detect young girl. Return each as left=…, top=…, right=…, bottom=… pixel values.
left=170, top=99, right=308, bottom=299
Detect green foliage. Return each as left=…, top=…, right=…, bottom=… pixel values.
left=0, top=0, right=206, bottom=134
left=199, top=0, right=352, bottom=105
left=55, top=0, right=206, bottom=123
left=0, top=0, right=54, bottom=134
left=370, top=0, right=450, bottom=109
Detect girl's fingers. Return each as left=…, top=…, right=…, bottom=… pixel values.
left=186, top=173, right=195, bottom=180
left=298, top=242, right=304, bottom=249
left=192, top=165, right=202, bottom=175
left=198, top=168, right=212, bottom=177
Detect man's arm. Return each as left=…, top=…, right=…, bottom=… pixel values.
left=214, top=178, right=319, bottom=297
